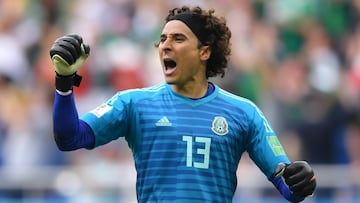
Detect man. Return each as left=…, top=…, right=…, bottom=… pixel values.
left=50, top=6, right=316, bottom=203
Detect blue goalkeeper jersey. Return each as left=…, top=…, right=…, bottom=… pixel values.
left=81, top=83, right=289, bottom=203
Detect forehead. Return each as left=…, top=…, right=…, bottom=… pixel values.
left=161, top=20, right=196, bottom=38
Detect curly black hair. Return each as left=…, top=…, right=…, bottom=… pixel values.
left=161, top=6, right=232, bottom=78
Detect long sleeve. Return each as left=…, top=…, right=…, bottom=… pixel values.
left=53, top=91, right=95, bottom=151
left=269, top=174, right=304, bottom=203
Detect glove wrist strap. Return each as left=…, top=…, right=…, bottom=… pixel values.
left=55, top=73, right=82, bottom=92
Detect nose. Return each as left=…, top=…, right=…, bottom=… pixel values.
left=159, top=38, right=172, bottom=52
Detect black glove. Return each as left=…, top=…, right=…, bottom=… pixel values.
left=49, top=34, right=90, bottom=92
left=282, top=161, right=316, bottom=198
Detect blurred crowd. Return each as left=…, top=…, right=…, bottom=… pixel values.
left=0, top=0, right=360, bottom=202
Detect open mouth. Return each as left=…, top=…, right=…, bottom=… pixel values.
left=164, top=59, right=177, bottom=71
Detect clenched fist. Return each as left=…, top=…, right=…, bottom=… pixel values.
left=49, top=34, right=90, bottom=91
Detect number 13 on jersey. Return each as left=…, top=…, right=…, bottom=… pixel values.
left=182, top=136, right=211, bottom=169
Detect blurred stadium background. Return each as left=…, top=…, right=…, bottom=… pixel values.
left=0, top=0, right=360, bottom=202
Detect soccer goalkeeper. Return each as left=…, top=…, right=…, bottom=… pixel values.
left=50, top=5, right=316, bottom=203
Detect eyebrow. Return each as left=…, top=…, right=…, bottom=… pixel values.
left=160, top=33, right=187, bottom=39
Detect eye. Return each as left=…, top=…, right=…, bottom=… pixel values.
left=174, top=36, right=185, bottom=42
left=159, top=36, right=166, bottom=43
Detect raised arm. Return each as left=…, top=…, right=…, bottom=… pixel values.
left=50, top=34, right=95, bottom=151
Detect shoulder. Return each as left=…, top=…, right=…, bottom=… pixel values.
left=215, top=86, right=268, bottom=122
left=108, top=83, right=168, bottom=104
left=216, top=87, right=258, bottom=110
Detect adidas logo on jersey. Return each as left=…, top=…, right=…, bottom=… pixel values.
left=155, top=116, right=172, bottom=126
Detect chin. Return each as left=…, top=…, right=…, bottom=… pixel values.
left=164, top=77, right=176, bottom=84
left=165, top=80, right=175, bottom=85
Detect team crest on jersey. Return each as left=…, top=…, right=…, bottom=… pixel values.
left=211, top=116, right=229, bottom=136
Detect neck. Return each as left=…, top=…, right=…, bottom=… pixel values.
left=171, top=80, right=209, bottom=99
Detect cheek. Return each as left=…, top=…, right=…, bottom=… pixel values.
left=158, top=48, right=163, bottom=59
left=180, top=49, right=200, bottom=66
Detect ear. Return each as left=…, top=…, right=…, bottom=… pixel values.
left=199, top=45, right=211, bottom=61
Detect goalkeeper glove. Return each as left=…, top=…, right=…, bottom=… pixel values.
left=49, top=34, right=90, bottom=92
left=275, top=161, right=317, bottom=198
